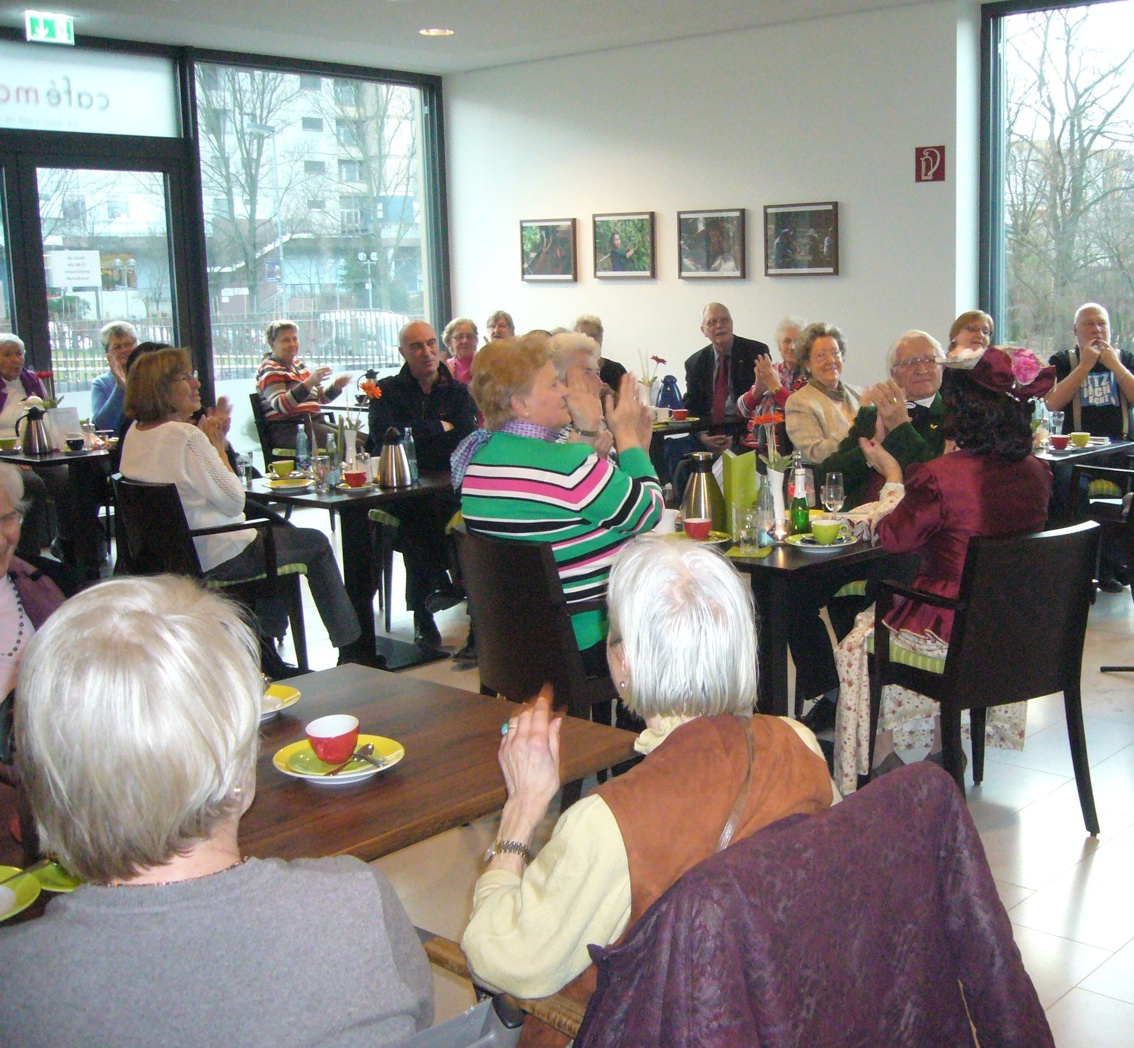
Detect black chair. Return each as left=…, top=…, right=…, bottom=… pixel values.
left=368, top=507, right=400, bottom=633
left=1072, top=463, right=1134, bottom=672
left=112, top=477, right=308, bottom=672
left=867, top=521, right=1100, bottom=835
left=455, top=530, right=622, bottom=807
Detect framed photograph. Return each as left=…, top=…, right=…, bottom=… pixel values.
left=520, top=219, right=578, bottom=282
left=593, top=212, right=656, bottom=278
left=764, top=201, right=839, bottom=276
left=678, top=208, right=745, bottom=278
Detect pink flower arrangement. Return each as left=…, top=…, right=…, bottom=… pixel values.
left=1010, top=349, right=1043, bottom=387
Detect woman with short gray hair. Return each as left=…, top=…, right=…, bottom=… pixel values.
left=785, top=321, right=862, bottom=462
left=0, top=575, right=432, bottom=1045
left=460, top=537, right=834, bottom=1003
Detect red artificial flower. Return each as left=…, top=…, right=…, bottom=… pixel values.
left=360, top=380, right=383, bottom=400
left=751, top=412, right=784, bottom=426
left=34, top=370, right=53, bottom=380
left=650, top=355, right=666, bottom=365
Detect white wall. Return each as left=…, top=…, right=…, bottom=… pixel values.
left=443, top=1, right=981, bottom=389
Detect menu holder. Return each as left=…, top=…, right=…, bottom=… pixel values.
left=46, top=407, right=81, bottom=451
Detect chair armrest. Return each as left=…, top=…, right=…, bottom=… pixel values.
left=189, top=518, right=279, bottom=578
left=417, top=931, right=586, bottom=1040
left=876, top=579, right=959, bottom=612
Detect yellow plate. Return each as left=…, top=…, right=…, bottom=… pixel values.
left=267, top=478, right=313, bottom=491
left=35, top=861, right=82, bottom=893
left=0, top=865, right=42, bottom=921
left=272, top=733, right=404, bottom=784
left=261, top=683, right=301, bottom=721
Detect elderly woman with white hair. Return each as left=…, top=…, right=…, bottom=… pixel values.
left=90, top=320, right=138, bottom=431
left=460, top=537, right=835, bottom=1002
left=0, top=575, right=433, bottom=1044
left=548, top=330, right=617, bottom=458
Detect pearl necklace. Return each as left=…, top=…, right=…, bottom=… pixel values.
left=2, top=576, right=27, bottom=659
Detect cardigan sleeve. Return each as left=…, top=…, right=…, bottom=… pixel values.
left=461, top=795, right=632, bottom=998
left=184, top=426, right=246, bottom=518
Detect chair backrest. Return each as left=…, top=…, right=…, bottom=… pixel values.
left=943, top=521, right=1099, bottom=706
left=247, top=392, right=277, bottom=468
left=112, top=477, right=204, bottom=577
left=454, top=529, right=602, bottom=716
left=574, top=762, right=1053, bottom=1048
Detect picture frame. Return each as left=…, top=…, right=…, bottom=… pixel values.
left=678, top=208, right=745, bottom=279
left=593, top=212, right=656, bottom=278
left=763, top=201, right=839, bottom=276
left=520, top=219, right=578, bottom=282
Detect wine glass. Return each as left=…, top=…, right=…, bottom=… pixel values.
left=823, top=472, right=845, bottom=514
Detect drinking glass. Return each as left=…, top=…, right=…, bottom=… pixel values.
left=823, top=473, right=845, bottom=514
left=312, top=454, right=331, bottom=493
left=1048, top=411, right=1064, bottom=446
left=737, top=505, right=761, bottom=555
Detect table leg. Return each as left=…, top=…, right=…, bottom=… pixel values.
left=753, top=574, right=790, bottom=717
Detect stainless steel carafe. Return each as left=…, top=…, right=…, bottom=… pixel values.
left=16, top=408, right=52, bottom=456
left=377, top=427, right=412, bottom=488
left=680, top=451, right=726, bottom=531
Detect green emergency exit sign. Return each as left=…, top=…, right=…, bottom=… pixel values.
left=24, top=10, right=75, bottom=45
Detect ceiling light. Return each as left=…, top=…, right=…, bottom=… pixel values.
left=419, top=27, right=454, bottom=37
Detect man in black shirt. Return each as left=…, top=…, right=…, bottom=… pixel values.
left=369, top=321, right=477, bottom=644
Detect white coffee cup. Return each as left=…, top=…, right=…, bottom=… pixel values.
left=652, top=407, right=672, bottom=422
left=652, top=508, right=679, bottom=535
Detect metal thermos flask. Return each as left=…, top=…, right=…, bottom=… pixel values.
left=680, top=451, right=726, bottom=531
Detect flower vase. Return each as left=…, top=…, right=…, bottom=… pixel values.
left=342, top=429, right=358, bottom=466
left=762, top=423, right=777, bottom=459
left=768, top=468, right=787, bottom=524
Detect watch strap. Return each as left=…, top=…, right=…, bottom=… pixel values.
left=484, top=838, right=533, bottom=865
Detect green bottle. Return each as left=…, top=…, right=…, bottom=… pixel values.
left=790, top=463, right=810, bottom=535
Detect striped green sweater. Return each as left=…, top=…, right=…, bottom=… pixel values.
left=460, top=434, right=663, bottom=649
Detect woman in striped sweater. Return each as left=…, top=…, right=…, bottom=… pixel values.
left=454, top=333, right=662, bottom=671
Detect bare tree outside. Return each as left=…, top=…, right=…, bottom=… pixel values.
left=1003, top=2, right=1134, bottom=354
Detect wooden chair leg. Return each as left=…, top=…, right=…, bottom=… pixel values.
left=1063, top=684, right=1100, bottom=836
left=970, top=708, right=987, bottom=785
left=287, top=578, right=309, bottom=672
left=940, top=707, right=966, bottom=795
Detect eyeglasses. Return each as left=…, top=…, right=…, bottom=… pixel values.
left=0, top=510, right=24, bottom=529
left=174, top=371, right=198, bottom=383
left=811, top=349, right=843, bottom=364
left=894, top=356, right=944, bottom=371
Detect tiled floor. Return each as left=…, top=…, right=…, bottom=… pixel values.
left=285, top=503, right=1134, bottom=1044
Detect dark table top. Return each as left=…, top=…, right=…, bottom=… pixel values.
left=1035, top=437, right=1134, bottom=463
left=0, top=447, right=109, bottom=467
left=251, top=470, right=453, bottom=508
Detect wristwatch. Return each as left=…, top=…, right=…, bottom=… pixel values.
left=484, top=839, right=533, bottom=865
left=571, top=423, right=600, bottom=438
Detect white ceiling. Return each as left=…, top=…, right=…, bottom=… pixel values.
left=6, top=0, right=932, bottom=75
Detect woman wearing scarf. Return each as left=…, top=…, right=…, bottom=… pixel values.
left=453, top=333, right=661, bottom=672
left=784, top=322, right=861, bottom=463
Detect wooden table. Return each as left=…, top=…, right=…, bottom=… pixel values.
left=244, top=664, right=637, bottom=861
left=730, top=540, right=901, bottom=717
left=254, top=471, right=455, bottom=669
left=0, top=665, right=639, bottom=912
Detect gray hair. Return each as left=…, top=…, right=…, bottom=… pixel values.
left=701, top=302, right=731, bottom=325
left=887, top=330, right=944, bottom=373
left=548, top=332, right=600, bottom=380
left=486, top=310, right=515, bottom=333
left=574, top=314, right=604, bottom=345
left=0, top=462, right=28, bottom=516
left=99, top=321, right=138, bottom=351
left=264, top=319, right=298, bottom=347
left=0, top=333, right=25, bottom=354
left=774, top=316, right=807, bottom=344
left=442, top=316, right=478, bottom=346
left=796, top=321, right=847, bottom=372
left=606, top=537, right=757, bottom=720
left=16, top=576, right=263, bottom=884
left=1074, top=302, right=1109, bottom=326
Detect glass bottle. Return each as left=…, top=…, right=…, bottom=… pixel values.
left=756, top=474, right=776, bottom=547
left=403, top=426, right=419, bottom=482
left=790, top=460, right=811, bottom=534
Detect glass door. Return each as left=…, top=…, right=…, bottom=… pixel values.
left=36, top=166, right=176, bottom=419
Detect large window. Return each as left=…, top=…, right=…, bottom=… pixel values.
left=194, top=62, right=434, bottom=385
left=986, top=0, right=1134, bottom=352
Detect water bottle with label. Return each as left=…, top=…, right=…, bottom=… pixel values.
left=404, top=426, right=419, bottom=483
left=295, top=424, right=310, bottom=472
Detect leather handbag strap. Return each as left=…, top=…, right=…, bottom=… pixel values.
left=716, top=718, right=756, bottom=852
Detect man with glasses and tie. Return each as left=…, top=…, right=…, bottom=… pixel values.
left=683, top=302, right=770, bottom=454
left=815, top=330, right=948, bottom=510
